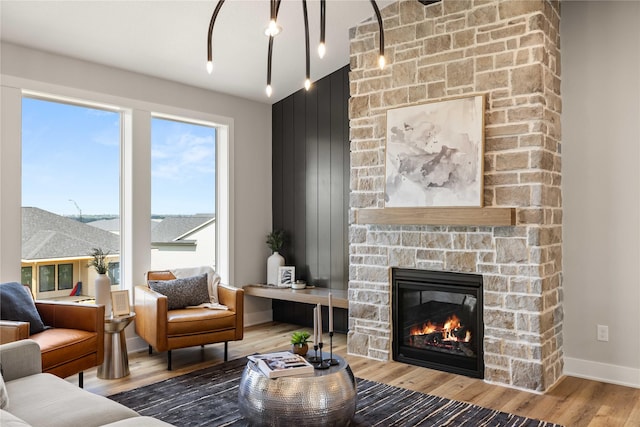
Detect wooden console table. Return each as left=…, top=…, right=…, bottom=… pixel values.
left=243, top=285, right=348, bottom=309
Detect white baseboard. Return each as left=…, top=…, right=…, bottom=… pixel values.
left=564, top=357, right=640, bottom=388
left=244, top=309, right=273, bottom=327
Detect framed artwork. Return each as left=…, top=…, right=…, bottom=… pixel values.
left=111, top=290, right=131, bottom=316
left=385, top=94, right=485, bottom=207
left=278, top=266, right=295, bottom=288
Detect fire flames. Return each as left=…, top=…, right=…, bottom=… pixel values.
left=410, top=314, right=471, bottom=343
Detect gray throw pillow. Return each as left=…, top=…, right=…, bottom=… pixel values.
left=0, top=282, right=47, bottom=335
left=148, top=273, right=211, bottom=310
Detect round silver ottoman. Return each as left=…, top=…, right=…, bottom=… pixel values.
left=238, top=354, right=357, bottom=426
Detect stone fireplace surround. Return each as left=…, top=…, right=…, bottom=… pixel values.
left=347, top=0, right=562, bottom=392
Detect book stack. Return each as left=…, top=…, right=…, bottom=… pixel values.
left=248, top=351, right=314, bottom=379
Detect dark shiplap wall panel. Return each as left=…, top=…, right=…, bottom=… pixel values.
left=272, top=65, right=349, bottom=292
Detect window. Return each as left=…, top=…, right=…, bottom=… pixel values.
left=150, top=117, right=217, bottom=270
left=58, top=264, right=74, bottom=290
left=38, top=265, right=55, bottom=293
left=22, top=97, right=121, bottom=299
left=108, top=262, right=120, bottom=286
left=21, top=267, right=33, bottom=286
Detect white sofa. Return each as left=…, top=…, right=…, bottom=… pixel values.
left=0, top=340, right=173, bottom=427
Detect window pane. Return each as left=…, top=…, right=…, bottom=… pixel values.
left=39, top=265, right=55, bottom=292
left=21, top=267, right=33, bottom=286
left=58, top=264, right=74, bottom=290
left=151, top=118, right=216, bottom=270
left=22, top=97, right=121, bottom=298
left=108, top=262, right=120, bottom=286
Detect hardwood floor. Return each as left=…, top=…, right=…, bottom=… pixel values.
left=80, top=322, right=640, bottom=426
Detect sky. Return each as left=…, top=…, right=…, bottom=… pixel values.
left=21, top=97, right=216, bottom=216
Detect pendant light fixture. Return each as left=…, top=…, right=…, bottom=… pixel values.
left=206, top=0, right=385, bottom=98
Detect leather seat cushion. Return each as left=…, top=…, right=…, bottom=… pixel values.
left=167, top=309, right=236, bottom=336
left=29, top=328, right=97, bottom=370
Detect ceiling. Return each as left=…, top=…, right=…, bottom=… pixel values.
left=0, top=0, right=395, bottom=104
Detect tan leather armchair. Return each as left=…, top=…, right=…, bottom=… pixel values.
left=134, top=271, right=244, bottom=370
left=0, top=300, right=105, bottom=387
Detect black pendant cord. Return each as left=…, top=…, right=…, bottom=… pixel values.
left=207, top=0, right=226, bottom=70
left=267, top=36, right=274, bottom=86
left=302, top=0, right=310, bottom=88
left=369, top=0, right=385, bottom=65
left=319, top=0, right=326, bottom=55
left=266, top=0, right=282, bottom=96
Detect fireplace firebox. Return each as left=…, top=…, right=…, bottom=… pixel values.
left=392, top=268, right=484, bottom=378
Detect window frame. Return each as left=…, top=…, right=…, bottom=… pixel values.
left=3, top=84, right=233, bottom=291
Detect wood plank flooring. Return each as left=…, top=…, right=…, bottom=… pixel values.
left=80, top=322, right=640, bottom=427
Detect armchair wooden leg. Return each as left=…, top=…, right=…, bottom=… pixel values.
left=149, top=345, right=153, bottom=355
left=167, top=350, right=172, bottom=371
left=79, top=371, right=84, bottom=388
left=224, top=342, right=228, bottom=362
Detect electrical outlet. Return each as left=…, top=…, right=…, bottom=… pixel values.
left=597, top=325, right=609, bottom=342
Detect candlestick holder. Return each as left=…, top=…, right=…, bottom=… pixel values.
left=313, top=342, right=330, bottom=369
left=307, top=344, right=322, bottom=364
left=324, top=331, right=339, bottom=366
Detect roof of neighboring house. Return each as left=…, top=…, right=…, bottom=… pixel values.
left=21, top=208, right=215, bottom=260
left=22, top=207, right=120, bottom=260
left=152, top=215, right=215, bottom=243
left=88, top=218, right=120, bottom=233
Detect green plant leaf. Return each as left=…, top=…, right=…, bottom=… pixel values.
left=290, top=330, right=311, bottom=344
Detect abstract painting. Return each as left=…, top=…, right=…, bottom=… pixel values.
left=385, top=95, right=485, bottom=207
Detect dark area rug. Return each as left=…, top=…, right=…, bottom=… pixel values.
left=108, top=357, right=561, bottom=426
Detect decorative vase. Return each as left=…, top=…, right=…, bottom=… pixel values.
left=267, top=251, right=285, bottom=285
left=291, top=343, right=308, bottom=356
left=94, top=273, right=112, bottom=317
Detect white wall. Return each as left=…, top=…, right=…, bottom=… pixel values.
left=562, top=1, right=640, bottom=387
left=0, top=42, right=273, bottom=325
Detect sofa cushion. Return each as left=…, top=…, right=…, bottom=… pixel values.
left=0, top=282, right=46, bottom=335
left=167, top=308, right=236, bottom=336
left=29, top=328, right=97, bottom=371
left=6, top=373, right=138, bottom=427
left=148, top=274, right=210, bottom=310
left=104, top=416, right=174, bottom=426
left=0, top=409, right=30, bottom=426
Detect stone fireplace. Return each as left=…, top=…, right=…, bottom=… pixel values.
left=347, top=0, right=562, bottom=392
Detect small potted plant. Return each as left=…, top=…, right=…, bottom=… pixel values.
left=266, top=230, right=285, bottom=253
left=266, top=230, right=285, bottom=285
left=89, top=248, right=112, bottom=316
left=290, top=330, right=311, bottom=356
left=89, top=247, right=110, bottom=274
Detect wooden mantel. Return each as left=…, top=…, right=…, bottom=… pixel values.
left=355, top=207, right=516, bottom=226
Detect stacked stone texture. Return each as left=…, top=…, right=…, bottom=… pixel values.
left=348, top=0, right=562, bottom=392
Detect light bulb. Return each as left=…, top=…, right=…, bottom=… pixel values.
left=304, top=79, right=311, bottom=91
left=206, top=61, right=213, bottom=74
left=378, top=55, right=386, bottom=69
left=266, top=85, right=273, bottom=97
left=318, top=43, right=326, bottom=59
left=264, top=19, right=282, bottom=37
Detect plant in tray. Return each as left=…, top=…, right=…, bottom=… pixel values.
left=291, top=330, right=311, bottom=356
